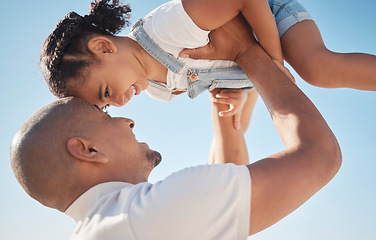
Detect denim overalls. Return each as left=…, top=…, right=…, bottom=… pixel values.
left=131, top=19, right=254, bottom=99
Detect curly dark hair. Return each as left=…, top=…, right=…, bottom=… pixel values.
left=40, top=0, right=131, bottom=98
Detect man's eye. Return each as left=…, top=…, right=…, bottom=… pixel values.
left=104, top=88, right=110, bottom=98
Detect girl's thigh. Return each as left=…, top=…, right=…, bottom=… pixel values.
left=280, top=20, right=329, bottom=81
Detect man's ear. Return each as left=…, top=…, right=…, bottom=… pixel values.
left=67, top=137, right=108, bottom=164
left=87, top=36, right=117, bottom=56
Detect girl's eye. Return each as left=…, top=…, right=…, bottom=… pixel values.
left=104, top=88, right=110, bottom=98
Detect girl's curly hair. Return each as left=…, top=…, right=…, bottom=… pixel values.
left=40, top=0, right=131, bottom=98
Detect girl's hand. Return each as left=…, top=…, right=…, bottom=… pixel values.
left=273, top=59, right=296, bottom=84
left=212, top=88, right=248, bottom=130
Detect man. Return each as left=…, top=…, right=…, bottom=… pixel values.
left=10, top=16, right=341, bottom=239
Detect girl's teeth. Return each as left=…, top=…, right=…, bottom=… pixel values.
left=131, top=86, right=136, bottom=95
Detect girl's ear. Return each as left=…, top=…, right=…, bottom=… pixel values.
left=87, top=36, right=117, bottom=56
left=67, top=137, right=108, bottom=164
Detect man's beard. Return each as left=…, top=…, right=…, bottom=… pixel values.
left=145, top=150, right=162, bottom=168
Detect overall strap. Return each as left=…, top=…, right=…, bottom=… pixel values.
left=131, top=19, right=186, bottom=74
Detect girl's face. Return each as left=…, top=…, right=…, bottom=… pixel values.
left=71, top=52, right=149, bottom=110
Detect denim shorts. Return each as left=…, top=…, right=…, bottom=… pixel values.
left=268, top=0, right=313, bottom=37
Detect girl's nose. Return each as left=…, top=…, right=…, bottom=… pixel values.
left=109, top=94, right=126, bottom=107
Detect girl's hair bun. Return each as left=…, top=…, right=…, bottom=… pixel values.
left=85, top=0, right=131, bottom=35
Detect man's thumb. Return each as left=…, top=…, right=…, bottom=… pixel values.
left=179, top=45, right=211, bottom=59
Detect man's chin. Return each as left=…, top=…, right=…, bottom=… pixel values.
left=146, top=150, right=162, bottom=168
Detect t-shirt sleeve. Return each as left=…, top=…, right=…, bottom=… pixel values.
left=127, top=164, right=251, bottom=240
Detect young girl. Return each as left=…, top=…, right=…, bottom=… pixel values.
left=40, top=0, right=375, bottom=161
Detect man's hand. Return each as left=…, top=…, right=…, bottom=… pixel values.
left=179, top=14, right=296, bottom=84
left=212, top=89, right=248, bottom=130
left=179, top=14, right=258, bottom=62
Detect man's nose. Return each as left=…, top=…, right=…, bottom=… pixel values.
left=113, top=117, right=135, bottom=128
left=124, top=118, right=135, bottom=129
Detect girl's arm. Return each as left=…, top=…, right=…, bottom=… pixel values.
left=182, top=0, right=283, bottom=63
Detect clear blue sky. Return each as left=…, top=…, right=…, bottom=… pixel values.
left=1, top=0, right=375, bottom=239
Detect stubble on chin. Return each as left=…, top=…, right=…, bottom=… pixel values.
left=146, top=150, right=162, bottom=168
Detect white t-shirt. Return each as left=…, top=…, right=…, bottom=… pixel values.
left=65, top=164, right=251, bottom=240
left=127, top=0, right=239, bottom=102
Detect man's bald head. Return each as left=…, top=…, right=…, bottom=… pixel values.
left=10, top=98, right=97, bottom=211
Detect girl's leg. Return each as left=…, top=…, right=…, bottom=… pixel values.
left=209, top=90, right=258, bottom=164
left=240, top=89, right=259, bottom=133
left=281, top=20, right=376, bottom=91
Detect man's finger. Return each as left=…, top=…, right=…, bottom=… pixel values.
left=218, top=106, right=236, bottom=117
left=179, top=45, right=213, bottom=59
left=233, top=113, right=241, bottom=130
left=213, top=98, right=238, bottom=105
left=281, top=67, right=295, bottom=83
left=273, top=60, right=296, bottom=84
left=216, top=93, right=243, bottom=99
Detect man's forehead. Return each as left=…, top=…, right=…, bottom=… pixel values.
left=85, top=102, right=112, bottom=120
left=63, top=98, right=104, bottom=119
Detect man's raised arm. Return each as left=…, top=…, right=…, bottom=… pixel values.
left=181, top=15, right=342, bottom=235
